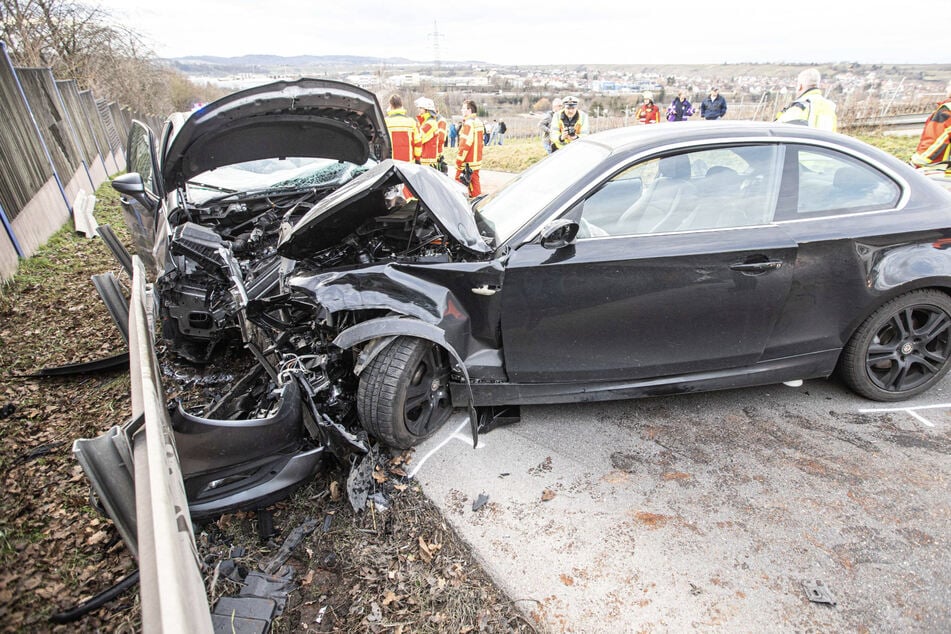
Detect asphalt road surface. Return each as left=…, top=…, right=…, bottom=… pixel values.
left=413, top=376, right=951, bottom=632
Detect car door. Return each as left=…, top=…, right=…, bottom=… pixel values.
left=119, top=120, right=164, bottom=274
left=500, top=144, right=799, bottom=384
left=761, top=143, right=905, bottom=360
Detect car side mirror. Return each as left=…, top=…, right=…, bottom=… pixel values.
left=112, top=172, right=157, bottom=211
left=539, top=218, right=579, bottom=250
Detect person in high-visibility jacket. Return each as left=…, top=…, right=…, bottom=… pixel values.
left=550, top=96, right=589, bottom=151
left=455, top=99, right=485, bottom=197
left=635, top=92, right=662, bottom=124
left=384, top=94, right=418, bottom=200
left=385, top=94, right=418, bottom=162
left=776, top=69, right=837, bottom=132
left=435, top=111, right=449, bottom=172
left=911, top=82, right=951, bottom=168
left=415, top=97, right=441, bottom=168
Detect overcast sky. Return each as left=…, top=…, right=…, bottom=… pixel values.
left=96, top=0, right=950, bottom=66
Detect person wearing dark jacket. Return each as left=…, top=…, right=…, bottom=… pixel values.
left=667, top=90, right=695, bottom=122
left=700, top=87, right=727, bottom=120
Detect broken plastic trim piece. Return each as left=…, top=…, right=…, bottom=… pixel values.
left=802, top=580, right=837, bottom=606
left=96, top=224, right=133, bottom=276
left=476, top=404, right=521, bottom=435
left=49, top=569, right=140, bottom=624
left=92, top=272, right=130, bottom=344
left=34, top=352, right=130, bottom=377
left=73, top=416, right=142, bottom=557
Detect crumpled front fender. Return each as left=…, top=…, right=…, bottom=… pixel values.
left=289, top=259, right=505, bottom=363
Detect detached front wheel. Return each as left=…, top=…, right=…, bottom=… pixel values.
left=840, top=290, right=951, bottom=401
left=357, top=337, right=454, bottom=448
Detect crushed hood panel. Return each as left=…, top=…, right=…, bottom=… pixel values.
left=162, top=78, right=390, bottom=189
left=278, top=160, right=491, bottom=258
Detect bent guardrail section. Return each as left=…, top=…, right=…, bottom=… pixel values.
left=128, top=255, right=213, bottom=633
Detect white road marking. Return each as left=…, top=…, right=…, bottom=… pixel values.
left=858, top=403, right=947, bottom=428
left=408, top=419, right=469, bottom=479
left=906, top=409, right=936, bottom=428
left=858, top=402, right=951, bottom=413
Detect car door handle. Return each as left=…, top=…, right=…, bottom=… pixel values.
left=730, top=260, right=783, bottom=273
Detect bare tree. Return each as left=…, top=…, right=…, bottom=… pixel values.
left=1, top=0, right=213, bottom=115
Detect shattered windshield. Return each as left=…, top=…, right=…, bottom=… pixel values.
left=473, top=141, right=610, bottom=244
left=185, top=157, right=373, bottom=203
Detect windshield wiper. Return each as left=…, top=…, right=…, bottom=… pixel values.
left=200, top=184, right=314, bottom=205
left=187, top=181, right=238, bottom=194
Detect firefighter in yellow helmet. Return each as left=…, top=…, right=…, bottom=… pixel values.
left=776, top=69, right=837, bottom=132
left=550, top=96, right=589, bottom=152
left=455, top=99, right=485, bottom=197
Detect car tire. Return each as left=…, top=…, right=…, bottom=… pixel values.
left=357, top=337, right=453, bottom=449
left=840, top=289, right=951, bottom=401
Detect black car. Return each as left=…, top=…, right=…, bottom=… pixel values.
left=81, top=78, right=951, bottom=562
left=273, top=116, right=951, bottom=448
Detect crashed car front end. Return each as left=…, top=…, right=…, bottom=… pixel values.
left=75, top=77, right=510, bottom=568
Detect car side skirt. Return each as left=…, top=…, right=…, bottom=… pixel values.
left=453, top=349, right=840, bottom=406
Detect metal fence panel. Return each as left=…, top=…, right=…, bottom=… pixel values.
left=0, top=46, right=53, bottom=221
left=15, top=68, right=84, bottom=183
left=111, top=102, right=131, bottom=147
left=97, top=98, right=123, bottom=152
left=56, top=80, right=101, bottom=165
left=80, top=89, right=113, bottom=160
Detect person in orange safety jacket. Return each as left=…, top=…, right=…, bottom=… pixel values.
left=415, top=97, right=441, bottom=167
left=912, top=82, right=951, bottom=169
left=385, top=94, right=418, bottom=162
left=455, top=99, right=485, bottom=197
left=384, top=94, right=418, bottom=199
left=635, top=92, right=662, bottom=124
left=435, top=110, right=448, bottom=172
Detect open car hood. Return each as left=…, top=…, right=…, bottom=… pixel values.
left=278, top=160, right=492, bottom=258
left=161, top=78, right=390, bottom=189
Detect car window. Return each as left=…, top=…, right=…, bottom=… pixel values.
left=785, top=145, right=900, bottom=219
left=475, top=141, right=609, bottom=245
left=127, top=122, right=157, bottom=195
left=574, top=144, right=781, bottom=237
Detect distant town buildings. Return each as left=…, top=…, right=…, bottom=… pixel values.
left=174, top=57, right=949, bottom=122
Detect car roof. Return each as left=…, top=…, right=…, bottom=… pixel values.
left=583, top=120, right=918, bottom=177
left=588, top=120, right=850, bottom=153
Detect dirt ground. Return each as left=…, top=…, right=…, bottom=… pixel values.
left=0, top=186, right=534, bottom=633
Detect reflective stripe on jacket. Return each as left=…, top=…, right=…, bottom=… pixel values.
left=416, top=112, right=440, bottom=165
left=550, top=109, right=590, bottom=149
left=636, top=103, right=662, bottom=124
left=912, top=100, right=951, bottom=166
left=776, top=88, right=837, bottom=132
left=455, top=113, right=485, bottom=170
left=385, top=108, right=418, bottom=162
left=436, top=116, right=448, bottom=157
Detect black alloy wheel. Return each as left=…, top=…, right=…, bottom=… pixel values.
left=357, top=337, right=453, bottom=448
left=841, top=290, right=951, bottom=401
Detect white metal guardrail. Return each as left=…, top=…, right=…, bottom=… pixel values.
left=129, top=255, right=213, bottom=633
